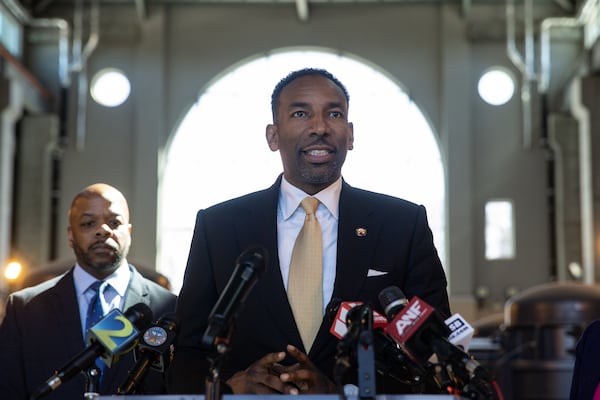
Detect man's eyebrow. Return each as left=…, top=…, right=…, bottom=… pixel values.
left=79, top=212, right=124, bottom=219
left=287, top=101, right=345, bottom=109
left=288, top=101, right=310, bottom=108
left=79, top=212, right=96, bottom=218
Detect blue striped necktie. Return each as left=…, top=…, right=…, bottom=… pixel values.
left=85, top=280, right=108, bottom=382
left=86, top=280, right=107, bottom=335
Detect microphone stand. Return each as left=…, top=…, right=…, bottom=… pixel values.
left=205, top=327, right=233, bottom=400
left=82, top=366, right=101, bottom=399
left=356, top=307, right=376, bottom=400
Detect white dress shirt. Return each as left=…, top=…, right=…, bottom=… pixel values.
left=277, top=176, right=342, bottom=314
left=73, top=261, right=132, bottom=339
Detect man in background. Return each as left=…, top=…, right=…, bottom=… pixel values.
left=0, top=183, right=176, bottom=400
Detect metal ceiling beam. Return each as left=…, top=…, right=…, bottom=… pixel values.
left=295, top=0, right=309, bottom=21
left=134, top=0, right=147, bottom=20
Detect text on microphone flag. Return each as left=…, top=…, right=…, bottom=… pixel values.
left=385, top=297, right=434, bottom=342
left=87, top=308, right=140, bottom=367
left=329, top=301, right=387, bottom=339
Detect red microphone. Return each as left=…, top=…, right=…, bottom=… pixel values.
left=329, top=301, right=388, bottom=340
left=379, top=286, right=503, bottom=400
left=383, top=296, right=451, bottom=364
left=328, top=300, right=430, bottom=387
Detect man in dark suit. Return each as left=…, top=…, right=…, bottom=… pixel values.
left=570, top=320, right=600, bottom=399
left=167, top=68, right=450, bottom=395
left=0, top=183, right=177, bottom=400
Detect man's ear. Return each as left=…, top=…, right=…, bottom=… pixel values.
left=348, top=122, right=354, bottom=150
left=266, top=124, right=279, bottom=151
left=67, top=227, right=74, bottom=249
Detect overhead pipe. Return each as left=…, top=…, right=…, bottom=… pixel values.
left=570, top=79, right=594, bottom=284
left=506, top=0, right=583, bottom=281
left=0, top=0, right=71, bottom=264
left=70, top=0, right=100, bottom=151
left=539, top=18, right=582, bottom=94
left=506, top=0, right=536, bottom=150
left=1, top=0, right=99, bottom=259
left=1, top=0, right=70, bottom=90
left=295, top=0, right=309, bottom=22
left=530, top=1, right=593, bottom=283
left=557, top=0, right=598, bottom=284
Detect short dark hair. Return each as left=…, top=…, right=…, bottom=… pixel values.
left=270, top=68, right=350, bottom=120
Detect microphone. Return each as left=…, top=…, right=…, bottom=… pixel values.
left=333, top=303, right=376, bottom=393
left=325, top=297, right=343, bottom=324
left=378, top=286, right=408, bottom=319
left=379, top=287, right=501, bottom=399
left=117, top=313, right=179, bottom=394
left=378, top=286, right=474, bottom=352
left=201, top=246, right=268, bottom=349
left=328, top=299, right=428, bottom=387
left=445, top=313, right=474, bottom=352
left=329, top=301, right=387, bottom=340
left=378, top=286, right=451, bottom=364
left=31, top=303, right=153, bottom=400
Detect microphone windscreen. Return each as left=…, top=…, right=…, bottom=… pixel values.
left=236, top=245, right=268, bottom=276
left=125, top=303, right=155, bottom=330
left=378, top=286, right=408, bottom=320
left=88, top=303, right=154, bottom=367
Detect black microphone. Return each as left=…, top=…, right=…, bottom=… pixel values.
left=379, top=287, right=501, bottom=399
left=329, top=300, right=427, bottom=388
left=326, top=297, right=343, bottom=323
left=117, top=313, right=179, bottom=394
left=31, top=303, right=154, bottom=400
left=201, top=246, right=268, bottom=349
left=378, top=286, right=408, bottom=320
left=336, top=303, right=373, bottom=362
left=378, top=286, right=451, bottom=365
left=333, top=303, right=375, bottom=390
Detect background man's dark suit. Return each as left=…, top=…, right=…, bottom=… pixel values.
left=0, top=265, right=176, bottom=400
left=167, top=176, right=450, bottom=393
left=570, top=320, right=600, bottom=400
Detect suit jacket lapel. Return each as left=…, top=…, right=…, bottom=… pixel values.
left=332, top=181, right=376, bottom=301
left=233, top=176, right=304, bottom=348
left=42, top=269, right=98, bottom=393
left=121, top=266, right=147, bottom=309
left=53, top=269, right=88, bottom=350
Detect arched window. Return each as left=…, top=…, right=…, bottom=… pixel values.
left=158, top=49, right=445, bottom=293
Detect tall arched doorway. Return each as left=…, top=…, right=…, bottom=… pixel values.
left=158, top=48, right=446, bottom=293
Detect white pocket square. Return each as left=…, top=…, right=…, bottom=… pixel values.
left=367, top=268, right=388, bottom=277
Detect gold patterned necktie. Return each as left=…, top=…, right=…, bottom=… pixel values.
left=287, top=196, right=323, bottom=351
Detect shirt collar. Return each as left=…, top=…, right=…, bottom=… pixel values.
left=280, top=175, right=342, bottom=220
left=73, top=260, right=131, bottom=297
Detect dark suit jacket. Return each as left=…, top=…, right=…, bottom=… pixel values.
left=167, top=176, right=450, bottom=394
left=0, top=264, right=177, bottom=400
left=570, top=320, right=600, bottom=400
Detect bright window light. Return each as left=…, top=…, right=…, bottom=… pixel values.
left=158, top=50, right=446, bottom=293
left=478, top=67, right=515, bottom=106
left=90, top=68, right=131, bottom=107
left=485, top=199, right=516, bottom=260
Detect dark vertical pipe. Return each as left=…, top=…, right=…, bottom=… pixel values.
left=49, top=87, right=68, bottom=259
left=540, top=93, right=557, bottom=280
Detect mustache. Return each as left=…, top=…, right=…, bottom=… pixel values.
left=89, top=241, right=117, bottom=251
left=304, top=137, right=335, bottom=149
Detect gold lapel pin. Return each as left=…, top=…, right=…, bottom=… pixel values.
left=355, top=228, right=367, bottom=237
